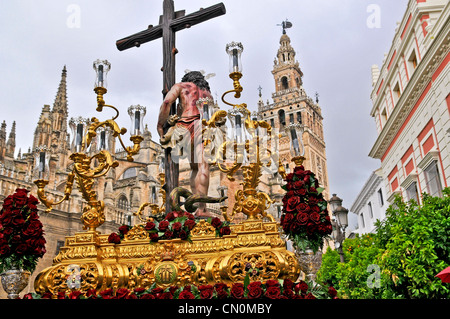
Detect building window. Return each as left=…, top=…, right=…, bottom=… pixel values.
left=270, top=118, right=275, bottom=128
left=118, top=195, right=128, bottom=210
left=368, top=202, right=373, bottom=219
left=393, top=82, right=401, bottom=104
left=281, top=76, right=289, bottom=90
left=408, top=50, right=418, bottom=75
left=406, top=182, right=419, bottom=203
left=297, top=112, right=302, bottom=124
left=278, top=109, right=286, bottom=128
left=121, top=167, right=137, bottom=180
left=289, top=113, right=294, bottom=124
left=360, top=213, right=365, bottom=229
left=424, top=161, right=443, bottom=197
left=55, top=240, right=65, bottom=255
left=377, top=188, right=384, bottom=206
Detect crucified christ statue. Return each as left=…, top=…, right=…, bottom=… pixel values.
left=157, top=71, right=213, bottom=214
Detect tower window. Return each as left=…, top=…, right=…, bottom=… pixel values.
left=278, top=110, right=286, bottom=128
left=281, top=77, right=289, bottom=90
left=297, top=112, right=302, bottom=124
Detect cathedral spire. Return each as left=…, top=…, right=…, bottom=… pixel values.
left=6, top=121, right=16, bottom=158
left=52, top=65, right=68, bottom=113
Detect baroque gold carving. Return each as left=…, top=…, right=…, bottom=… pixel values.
left=35, top=220, right=300, bottom=296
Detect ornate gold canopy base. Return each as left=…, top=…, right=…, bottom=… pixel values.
left=34, top=220, right=300, bottom=295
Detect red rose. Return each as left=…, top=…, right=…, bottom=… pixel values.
left=295, top=188, right=307, bottom=196
left=305, top=292, right=316, bottom=299
left=99, top=289, right=114, bottom=299
left=178, top=290, right=195, bottom=299
left=184, top=219, right=196, bottom=230
left=296, top=203, right=309, bottom=213
left=293, top=181, right=304, bottom=190
left=145, top=221, right=156, bottom=231
left=179, top=230, right=188, bottom=240
left=230, top=283, right=245, bottom=299
left=151, top=287, right=164, bottom=298
left=199, top=285, right=214, bottom=299
left=286, top=173, right=294, bottom=182
left=309, top=187, right=317, bottom=194
left=118, top=225, right=129, bottom=235
left=247, top=281, right=263, bottom=299
left=211, top=217, right=222, bottom=229
left=186, top=212, right=195, bottom=220
left=264, top=286, right=281, bottom=299
left=0, top=240, right=10, bottom=255
left=140, top=293, right=156, bottom=299
left=283, top=279, right=295, bottom=290
left=295, top=280, right=309, bottom=294
left=265, top=280, right=280, bottom=288
left=164, top=230, right=173, bottom=239
left=159, top=292, right=173, bottom=299
left=310, top=212, right=321, bottom=224
left=166, top=212, right=176, bottom=221
left=108, top=233, right=121, bottom=244
left=116, top=288, right=130, bottom=299
left=286, top=197, right=300, bottom=212
left=172, top=222, right=182, bottom=231
left=57, top=291, right=66, bottom=299
left=283, top=288, right=295, bottom=299
left=68, top=291, right=83, bottom=299
left=149, top=232, right=159, bottom=242
left=85, top=289, right=98, bottom=299
left=126, top=293, right=138, bottom=299
left=328, top=286, right=337, bottom=298
left=296, top=213, right=309, bottom=225
left=15, top=243, right=28, bottom=255
left=219, top=226, right=231, bottom=236
left=158, top=220, right=170, bottom=231
left=22, top=220, right=43, bottom=237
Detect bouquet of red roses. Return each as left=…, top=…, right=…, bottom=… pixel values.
left=280, top=165, right=332, bottom=253
left=108, top=212, right=231, bottom=245
left=0, top=188, right=46, bottom=273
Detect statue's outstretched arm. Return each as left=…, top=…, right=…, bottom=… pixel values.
left=157, top=84, right=182, bottom=137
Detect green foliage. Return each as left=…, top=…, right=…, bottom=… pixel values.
left=317, top=188, right=450, bottom=299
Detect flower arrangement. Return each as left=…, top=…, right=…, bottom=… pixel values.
left=0, top=188, right=46, bottom=273
left=23, top=279, right=338, bottom=299
left=108, top=211, right=231, bottom=244
left=280, top=165, right=332, bottom=253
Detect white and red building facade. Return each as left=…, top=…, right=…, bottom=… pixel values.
left=369, top=0, right=450, bottom=204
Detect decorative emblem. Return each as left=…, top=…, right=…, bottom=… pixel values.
left=154, top=262, right=177, bottom=286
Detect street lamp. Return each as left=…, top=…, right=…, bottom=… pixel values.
left=328, top=193, right=349, bottom=263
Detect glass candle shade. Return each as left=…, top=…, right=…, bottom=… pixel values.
left=93, top=59, right=111, bottom=89
left=196, top=97, right=214, bottom=122
left=284, top=122, right=305, bottom=157
left=33, top=145, right=50, bottom=180
left=128, top=105, right=146, bottom=136
left=69, top=117, right=90, bottom=153
left=226, top=42, right=244, bottom=74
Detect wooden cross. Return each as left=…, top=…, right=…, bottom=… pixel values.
left=116, top=0, right=226, bottom=212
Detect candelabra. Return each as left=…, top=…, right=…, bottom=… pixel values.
left=33, top=59, right=145, bottom=232
left=199, top=42, right=290, bottom=223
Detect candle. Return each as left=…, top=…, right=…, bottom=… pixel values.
left=235, top=114, right=242, bottom=144
left=290, top=127, right=300, bottom=155
left=99, top=130, right=106, bottom=150
left=232, top=49, right=239, bottom=73
left=76, top=123, right=84, bottom=151
left=134, top=110, right=141, bottom=135
left=98, top=65, right=104, bottom=87
left=203, top=103, right=210, bottom=121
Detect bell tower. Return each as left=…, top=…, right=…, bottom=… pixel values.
left=258, top=27, right=330, bottom=204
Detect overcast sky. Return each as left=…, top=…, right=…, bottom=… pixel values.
left=0, top=0, right=409, bottom=228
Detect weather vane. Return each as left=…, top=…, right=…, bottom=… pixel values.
left=277, top=19, right=293, bottom=34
